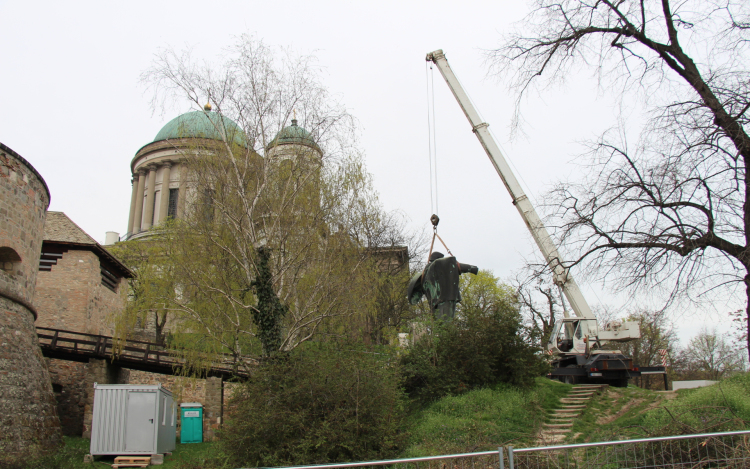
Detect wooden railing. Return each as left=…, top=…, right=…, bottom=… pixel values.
left=36, top=327, right=249, bottom=379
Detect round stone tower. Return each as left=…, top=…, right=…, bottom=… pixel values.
left=0, top=142, right=62, bottom=463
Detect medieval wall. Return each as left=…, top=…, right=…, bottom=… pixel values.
left=35, top=249, right=127, bottom=336
left=0, top=143, right=62, bottom=464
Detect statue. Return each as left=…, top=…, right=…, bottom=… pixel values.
left=407, top=251, right=478, bottom=321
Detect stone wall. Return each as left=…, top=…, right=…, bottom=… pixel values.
left=46, top=359, right=87, bottom=436
left=127, top=369, right=235, bottom=441
left=0, top=298, right=62, bottom=462
left=35, top=249, right=127, bottom=336
left=0, top=143, right=62, bottom=465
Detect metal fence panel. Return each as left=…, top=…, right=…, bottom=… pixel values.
left=256, top=430, right=750, bottom=469
left=510, top=430, right=750, bottom=469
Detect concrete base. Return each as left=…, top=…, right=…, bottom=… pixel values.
left=150, top=453, right=164, bottom=465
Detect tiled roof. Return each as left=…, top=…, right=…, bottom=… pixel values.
left=43, top=212, right=98, bottom=244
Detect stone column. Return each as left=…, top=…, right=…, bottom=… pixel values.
left=158, top=161, right=172, bottom=224
left=127, top=174, right=138, bottom=237
left=131, top=169, right=147, bottom=234
left=177, top=163, right=188, bottom=219
left=142, top=165, right=158, bottom=231
left=204, top=376, right=224, bottom=441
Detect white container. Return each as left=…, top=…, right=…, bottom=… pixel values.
left=90, top=384, right=176, bottom=456
left=672, top=380, right=718, bottom=391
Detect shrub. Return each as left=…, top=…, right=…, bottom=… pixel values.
left=400, top=306, right=547, bottom=403
left=221, top=344, right=406, bottom=467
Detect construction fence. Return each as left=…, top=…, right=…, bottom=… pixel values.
left=258, top=430, right=750, bottom=469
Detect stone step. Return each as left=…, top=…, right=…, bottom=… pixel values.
left=559, top=404, right=586, bottom=409
left=568, top=391, right=595, bottom=396
left=543, top=423, right=573, bottom=428
left=548, top=418, right=574, bottom=423
left=541, top=428, right=571, bottom=435
left=552, top=413, right=580, bottom=418
left=538, top=434, right=567, bottom=444
left=560, top=398, right=590, bottom=403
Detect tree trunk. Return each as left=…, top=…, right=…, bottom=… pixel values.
left=745, top=272, right=750, bottom=364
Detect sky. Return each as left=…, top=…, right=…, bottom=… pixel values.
left=0, top=0, right=739, bottom=346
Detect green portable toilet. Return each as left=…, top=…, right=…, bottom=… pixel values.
left=180, top=403, right=203, bottom=443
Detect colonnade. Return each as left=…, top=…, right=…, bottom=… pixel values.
left=127, top=160, right=187, bottom=237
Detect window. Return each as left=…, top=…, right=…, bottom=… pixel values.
left=167, top=188, right=179, bottom=219
left=203, top=188, right=215, bottom=222
left=0, top=247, right=21, bottom=274
left=100, top=259, right=120, bottom=292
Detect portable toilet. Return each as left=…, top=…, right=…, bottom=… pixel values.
left=90, top=384, right=177, bottom=456
left=180, top=403, right=204, bottom=443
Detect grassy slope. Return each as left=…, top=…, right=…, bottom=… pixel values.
left=569, top=372, right=750, bottom=443
left=403, top=377, right=571, bottom=457
left=27, top=374, right=750, bottom=467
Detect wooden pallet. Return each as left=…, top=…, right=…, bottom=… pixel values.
left=112, top=456, right=151, bottom=468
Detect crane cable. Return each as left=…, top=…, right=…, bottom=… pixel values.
left=426, top=62, right=438, bottom=216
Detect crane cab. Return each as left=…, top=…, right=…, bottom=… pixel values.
left=547, top=318, right=599, bottom=355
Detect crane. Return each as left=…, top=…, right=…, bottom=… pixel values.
left=426, top=49, right=666, bottom=386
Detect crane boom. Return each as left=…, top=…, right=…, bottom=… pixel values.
left=426, top=49, right=594, bottom=321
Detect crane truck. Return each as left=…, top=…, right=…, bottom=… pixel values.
left=426, top=49, right=667, bottom=387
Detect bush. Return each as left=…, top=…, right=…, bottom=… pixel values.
left=400, top=307, right=548, bottom=403
left=220, top=344, right=406, bottom=467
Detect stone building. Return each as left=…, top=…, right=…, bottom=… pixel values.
left=34, top=212, right=133, bottom=437
left=124, top=107, right=321, bottom=240
left=0, top=142, right=62, bottom=464
left=125, top=107, right=249, bottom=240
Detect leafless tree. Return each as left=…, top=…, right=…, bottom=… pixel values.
left=676, top=327, right=745, bottom=380
left=489, top=0, right=750, bottom=360
left=514, top=269, right=561, bottom=347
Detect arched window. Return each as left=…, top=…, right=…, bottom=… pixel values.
left=0, top=247, right=21, bottom=274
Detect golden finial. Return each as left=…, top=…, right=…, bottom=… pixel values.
left=204, top=100, right=212, bottom=111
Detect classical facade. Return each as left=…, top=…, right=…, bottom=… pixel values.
left=0, top=142, right=63, bottom=464
left=125, top=107, right=322, bottom=239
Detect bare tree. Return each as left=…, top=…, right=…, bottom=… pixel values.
left=514, top=270, right=561, bottom=347
left=490, top=0, right=750, bottom=360
left=617, top=310, right=678, bottom=388
left=677, top=328, right=745, bottom=380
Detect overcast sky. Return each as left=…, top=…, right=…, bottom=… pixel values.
left=0, top=0, right=738, bottom=345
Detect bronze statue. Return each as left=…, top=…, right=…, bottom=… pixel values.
left=407, top=251, right=478, bottom=320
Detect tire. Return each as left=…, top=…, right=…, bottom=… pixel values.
left=612, top=378, right=629, bottom=388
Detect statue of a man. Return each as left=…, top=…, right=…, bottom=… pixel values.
left=407, top=251, right=478, bottom=320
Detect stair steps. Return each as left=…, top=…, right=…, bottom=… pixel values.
left=537, top=384, right=608, bottom=445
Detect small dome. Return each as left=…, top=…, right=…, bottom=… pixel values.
left=152, top=111, right=246, bottom=147
left=267, top=119, right=321, bottom=152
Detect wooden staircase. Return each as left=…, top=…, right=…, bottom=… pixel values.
left=537, top=384, right=608, bottom=445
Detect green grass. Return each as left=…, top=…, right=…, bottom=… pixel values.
left=568, top=372, right=750, bottom=443
left=402, top=377, right=570, bottom=457
left=21, top=437, right=229, bottom=469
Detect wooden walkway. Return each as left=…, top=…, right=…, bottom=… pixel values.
left=36, top=327, right=248, bottom=379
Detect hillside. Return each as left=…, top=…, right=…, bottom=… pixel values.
left=567, top=373, right=750, bottom=444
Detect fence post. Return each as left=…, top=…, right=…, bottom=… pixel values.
left=507, top=446, right=514, bottom=469
left=498, top=446, right=504, bottom=469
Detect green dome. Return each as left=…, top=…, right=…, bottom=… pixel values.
left=268, top=119, right=321, bottom=152
left=152, top=111, right=246, bottom=147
